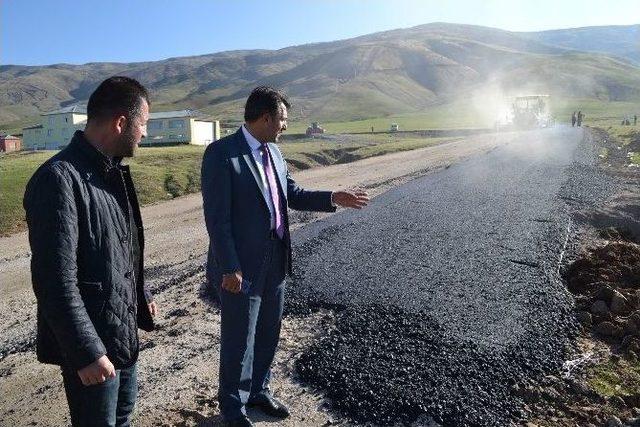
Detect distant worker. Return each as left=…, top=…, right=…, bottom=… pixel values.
left=571, top=111, right=576, bottom=127
left=635, top=115, right=638, bottom=126
left=577, top=111, right=584, bottom=127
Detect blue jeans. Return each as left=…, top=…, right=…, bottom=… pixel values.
left=218, top=239, right=286, bottom=421
left=61, top=362, right=138, bottom=427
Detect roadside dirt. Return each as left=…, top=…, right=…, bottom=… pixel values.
left=525, top=129, right=640, bottom=427
left=0, top=132, right=519, bottom=426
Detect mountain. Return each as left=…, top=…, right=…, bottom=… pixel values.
left=1, top=22, right=639, bottom=127
left=523, top=25, right=640, bottom=64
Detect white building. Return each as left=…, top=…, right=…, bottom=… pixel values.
left=22, top=106, right=220, bottom=150
left=145, top=110, right=220, bottom=146
left=23, top=106, right=87, bottom=150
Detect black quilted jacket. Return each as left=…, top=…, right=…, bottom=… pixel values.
left=24, top=131, right=155, bottom=370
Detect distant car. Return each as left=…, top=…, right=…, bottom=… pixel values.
left=390, top=123, right=399, bottom=132
left=306, top=122, right=325, bottom=137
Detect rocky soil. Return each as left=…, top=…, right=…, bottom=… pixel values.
left=523, top=127, right=640, bottom=427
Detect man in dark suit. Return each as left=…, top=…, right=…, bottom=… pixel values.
left=201, top=86, right=368, bottom=426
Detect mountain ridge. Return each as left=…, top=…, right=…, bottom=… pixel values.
left=1, top=22, right=639, bottom=127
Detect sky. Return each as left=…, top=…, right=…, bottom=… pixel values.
left=1, top=0, right=638, bottom=66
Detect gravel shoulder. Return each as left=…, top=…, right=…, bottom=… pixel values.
left=0, top=132, right=523, bottom=426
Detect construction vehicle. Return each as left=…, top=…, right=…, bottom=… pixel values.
left=306, top=122, right=325, bottom=137
left=511, top=95, right=553, bottom=129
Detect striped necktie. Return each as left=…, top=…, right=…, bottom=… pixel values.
left=259, top=144, right=285, bottom=239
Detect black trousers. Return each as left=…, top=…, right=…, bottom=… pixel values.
left=217, top=238, right=286, bottom=421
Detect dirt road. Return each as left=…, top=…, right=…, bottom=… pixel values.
left=0, top=131, right=519, bottom=426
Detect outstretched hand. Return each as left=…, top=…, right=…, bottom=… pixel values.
left=332, top=190, right=370, bottom=209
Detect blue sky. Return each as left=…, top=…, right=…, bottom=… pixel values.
left=2, top=0, right=638, bottom=65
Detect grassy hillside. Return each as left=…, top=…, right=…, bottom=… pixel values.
left=2, top=23, right=640, bottom=128
left=524, top=24, right=640, bottom=64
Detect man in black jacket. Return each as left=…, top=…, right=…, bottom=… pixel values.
left=24, top=76, right=158, bottom=427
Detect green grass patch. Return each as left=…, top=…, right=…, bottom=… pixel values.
left=0, top=114, right=42, bottom=136
left=551, top=98, right=639, bottom=127
left=278, top=134, right=453, bottom=170
left=287, top=101, right=491, bottom=134
left=0, top=146, right=208, bottom=236
left=605, top=126, right=640, bottom=147
left=0, top=151, right=56, bottom=235
left=587, top=356, right=640, bottom=398
left=126, top=145, right=205, bottom=204
left=287, top=97, right=639, bottom=135
left=0, top=133, right=453, bottom=235
left=590, top=114, right=640, bottom=166
left=347, top=136, right=455, bottom=159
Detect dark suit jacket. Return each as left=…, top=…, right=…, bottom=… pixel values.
left=201, top=128, right=336, bottom=287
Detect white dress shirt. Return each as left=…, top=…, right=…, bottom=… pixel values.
left=242, top=125, right=278, bottom=229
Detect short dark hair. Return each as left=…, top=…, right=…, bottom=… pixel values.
left=87, top=76, right=150, bottom=122
left=244, top=86, right=290, bottom=122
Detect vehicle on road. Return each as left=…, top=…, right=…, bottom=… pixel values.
left=512, top=95, right=553, bottom=129
left=495, top=95, right=554, bottom=131
left=306, top=121, right=325, bottom=137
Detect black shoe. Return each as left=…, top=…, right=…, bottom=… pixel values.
left=247, top=394, right=290, bottom=419
left=224, top=415, right=254, bottom=427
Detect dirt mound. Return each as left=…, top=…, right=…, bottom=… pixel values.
left=529, top=233, right=640, bottom=426
left=566, top=240, right=640, bottom=293
left=565, top=236, right=640, bottom=353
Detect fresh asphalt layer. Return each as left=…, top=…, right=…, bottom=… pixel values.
left=285, top=128, right=618, bottom=426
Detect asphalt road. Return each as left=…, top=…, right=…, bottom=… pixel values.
left=286, top=128, right=617, bottom=426
left=0, top=131, right=520, bottom=426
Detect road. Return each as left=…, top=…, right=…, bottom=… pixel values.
left=288, top=127, right=617, bottom=425
left=0, top=131, right=518, bottom=427
left=0, top=128, right=618, bottom=426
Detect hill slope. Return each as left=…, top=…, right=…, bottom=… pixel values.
left=523, top=24, right=640, bottom=64
left=1, top=23, right=639, bottom=127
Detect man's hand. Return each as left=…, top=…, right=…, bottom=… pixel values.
left=332, top=190, right=370, bottom=209
left=148, top=301, right=158, bottom=317
left=77, top=355, right=116, bottom=386
left=222, top=271, right=242, bottom=293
